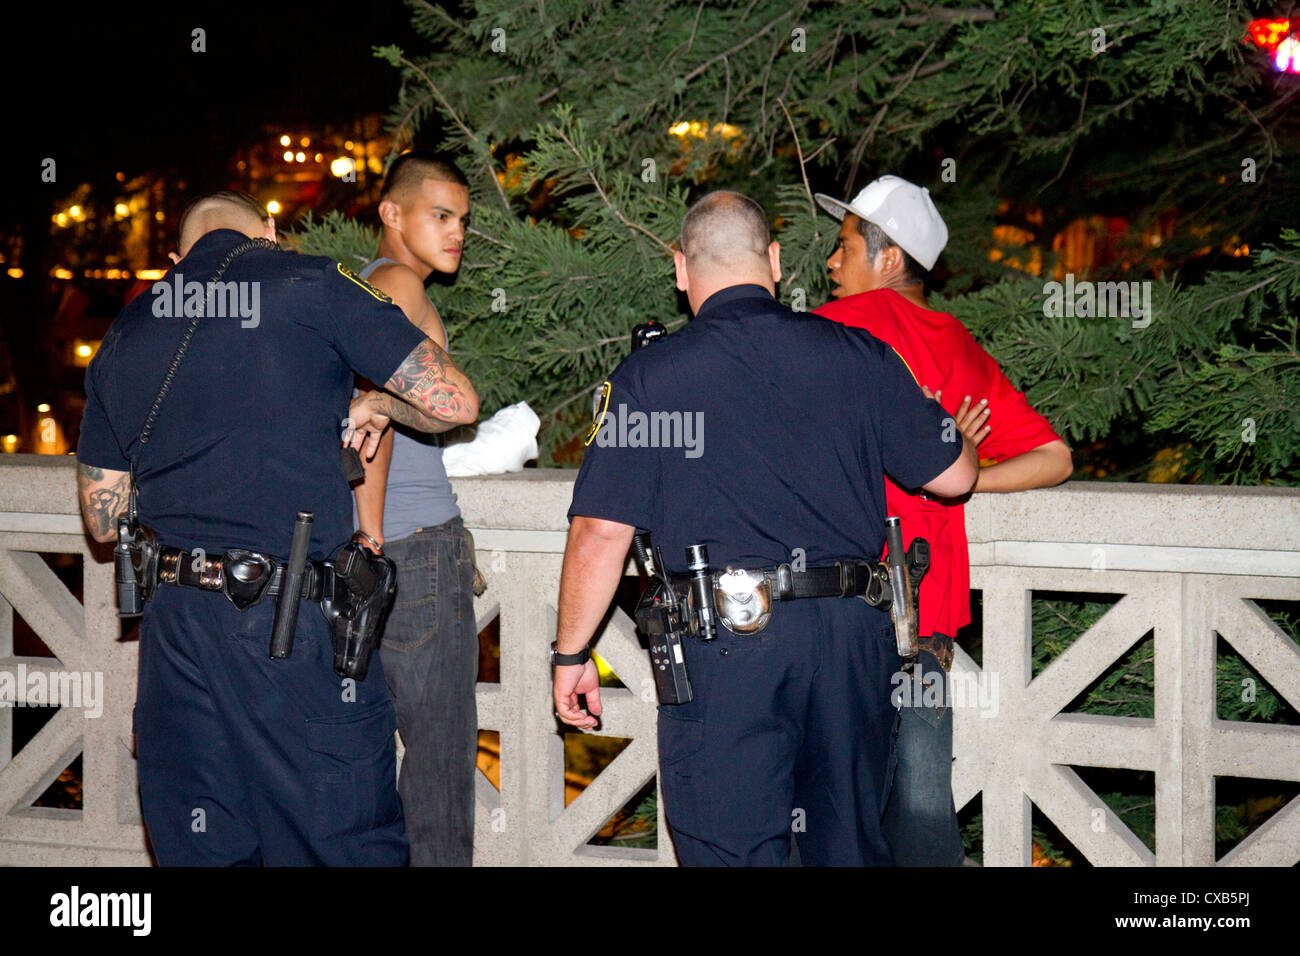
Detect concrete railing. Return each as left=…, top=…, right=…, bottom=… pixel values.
left=0, top=457, right=1297, bottom=866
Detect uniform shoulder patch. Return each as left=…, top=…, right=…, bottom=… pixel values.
left=336, top=262, right=393, bottom=303
left=583, top=381, right=612, bottom=447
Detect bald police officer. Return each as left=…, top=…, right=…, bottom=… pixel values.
left=76, top=190, right=478, bottom=865
left=551, top=191, right=977, bottom=866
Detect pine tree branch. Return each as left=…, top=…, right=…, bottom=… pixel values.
left=466, top=226, right=514, bottom=251
left=686, top=1, right=703, bottom=55
left=414, top=0, right=472, bottom=37
left=544, top=377, right=607, bottom=420
left=902, top=5, right=997, bottom=26
left=682, top=6, right=801, bottom=83
left=777, top=98, right=815, bottom=214
left=805, top=136, right=836, bottom=163
left=723, top=54, right=731, bottom=125
left=847, top=40, right=937, bottom=189
left=1200, top=275, right=1280, bottom=313
left=1037, top=78, right=1089, bottom=195
left=553, top=127, right=675, bottom=256
left=391, top=49, right=510, bottom=211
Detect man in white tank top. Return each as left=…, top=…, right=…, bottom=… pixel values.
left=354, top=151, right=479, bottom=866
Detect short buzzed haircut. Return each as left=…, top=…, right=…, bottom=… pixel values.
left=679, top=191, right=770, bottom=271
left=858, top=218, right=924, bottom=282
left=176, top=190, right=268, bottom=255
left=380, top=150, right=469, bottom=205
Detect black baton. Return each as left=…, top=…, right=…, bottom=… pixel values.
left=270, top=511, right=314, bottom=659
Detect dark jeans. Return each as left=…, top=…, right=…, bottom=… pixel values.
left=380, top=516, right=478, bottom=867
left=135, top=586, right=407, bottom=865
left=881, top=646, right=965, bottom=866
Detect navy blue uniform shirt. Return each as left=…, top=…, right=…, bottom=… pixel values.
left=568, top=283, right=960, bottom=573
left=77, top=229, right=426, bottom=560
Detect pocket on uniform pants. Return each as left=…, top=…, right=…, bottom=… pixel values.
left=307, top=701, right=401, bottom=841
left=657, top=710, right=704, bottom=769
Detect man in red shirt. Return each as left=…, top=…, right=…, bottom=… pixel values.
left=813, top=175, right=1073, bottom=865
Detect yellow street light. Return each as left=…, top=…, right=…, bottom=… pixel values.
left=280, top=134, right=291, bottom=146
left=266, top=200, right=281, bottom=215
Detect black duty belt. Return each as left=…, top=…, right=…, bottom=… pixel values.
left=672, top=560, right=884, bottom=601
left=157, top=546, right=330, bottom=603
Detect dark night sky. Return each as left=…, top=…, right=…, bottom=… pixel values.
left=0, top=1, right=431, bottom=418
left=1, top=0, right=423, bottom=224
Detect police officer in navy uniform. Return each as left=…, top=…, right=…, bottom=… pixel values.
left=75, top=191, right=478, bottom=865
left=551, top=191, right=977, bottom=866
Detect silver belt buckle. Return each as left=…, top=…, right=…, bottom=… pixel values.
left=713, top=567, right=773, bottom=635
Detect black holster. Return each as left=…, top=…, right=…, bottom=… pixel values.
left=320, top=542, right=397, bottom=681
left=115, top=516, right=159, bottom=618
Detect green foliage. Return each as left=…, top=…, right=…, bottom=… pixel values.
left=292, top=0, right=1298, bottom=478
left=949, top=232, right=1300, bottom=483
left=1031, top=593, right=1295, bottom=721
left=1031, top=595, right=1156, bottom=717
left=290, top=210, right=379, bottom=272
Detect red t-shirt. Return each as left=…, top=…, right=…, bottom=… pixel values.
left=815, top=289, right=1062, bottom=638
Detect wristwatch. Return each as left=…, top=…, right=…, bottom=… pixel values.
left=550, top=641, right=591, bottom=667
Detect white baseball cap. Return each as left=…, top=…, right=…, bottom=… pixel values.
left=814, top=175, right=948, bottom=270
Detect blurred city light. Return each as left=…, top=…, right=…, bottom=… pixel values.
left=1276, top=37, right=1300, bottom=73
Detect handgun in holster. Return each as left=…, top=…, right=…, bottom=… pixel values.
left=319, top=542, right=397, bottom=681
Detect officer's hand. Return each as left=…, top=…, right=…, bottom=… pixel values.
left=553, top=660, right=602, bottom=731
left=345, top=392, right=391, bottom=459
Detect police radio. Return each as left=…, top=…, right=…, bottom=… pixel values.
left=633, top=535, right=693, bottom=705
left=631, top=320, right=667, bottom=351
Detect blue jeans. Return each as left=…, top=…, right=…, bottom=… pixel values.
left=881, top=646, right=965, bottom=866
left=379, top=516, right=478, bottom=866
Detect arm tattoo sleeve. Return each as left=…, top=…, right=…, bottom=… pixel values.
left=77, top=462, right=131, bottom=541
left=382, top=339, right=475, bottom=432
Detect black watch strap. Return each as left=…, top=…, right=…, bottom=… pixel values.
left=551, top=641, right=591, bottom=666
